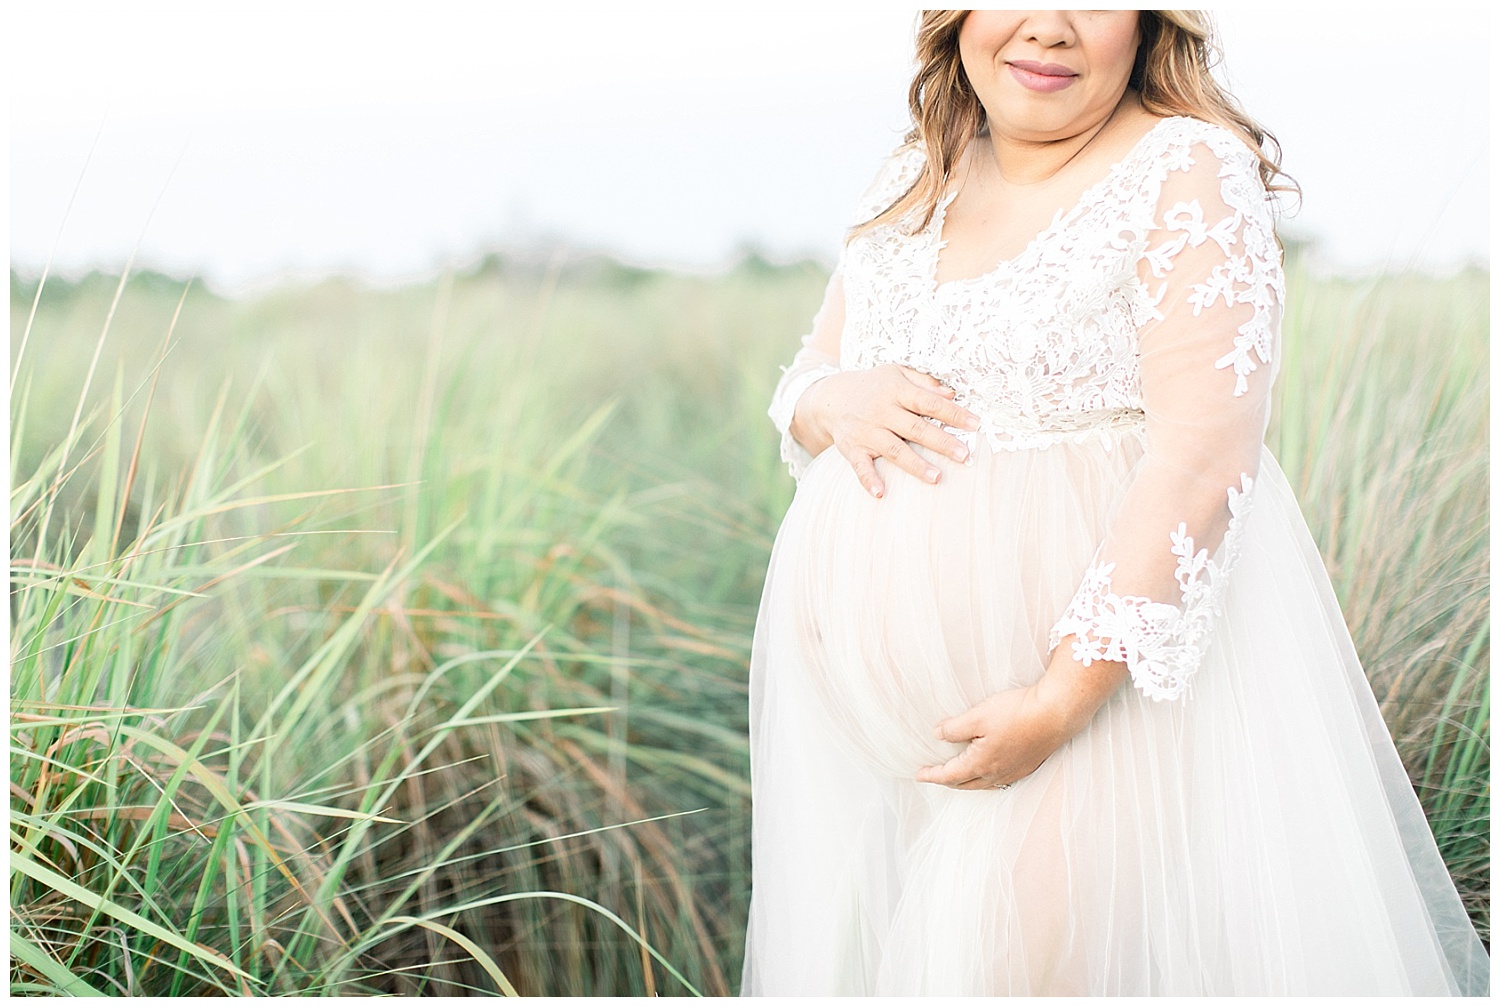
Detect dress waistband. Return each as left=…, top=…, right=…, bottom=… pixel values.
left=943, top=408, right=1147, bottom=453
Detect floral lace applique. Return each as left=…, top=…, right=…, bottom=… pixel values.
left=1048, top=475, right=1255, bottom=702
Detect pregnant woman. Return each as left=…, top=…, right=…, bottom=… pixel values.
left=742, top=10, right=1487, bottom=996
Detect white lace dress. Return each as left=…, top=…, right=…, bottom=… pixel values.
left=742, top=116, right=1487, bottom=996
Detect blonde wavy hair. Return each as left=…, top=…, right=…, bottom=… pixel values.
left=849, top=10, right=1295, bottom=241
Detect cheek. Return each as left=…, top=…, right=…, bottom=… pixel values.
left=1087, top=17, right=1142, bottom=86
left=958, top=10, right=1022, bottom=67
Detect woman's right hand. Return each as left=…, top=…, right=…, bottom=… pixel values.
left=788, top=364, right=981, bottom=498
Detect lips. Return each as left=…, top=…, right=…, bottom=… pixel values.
left=1006, top=59, right=1078, bottom=93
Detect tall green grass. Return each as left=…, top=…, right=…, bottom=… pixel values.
left=1269, top=262, right=1489, bottom=935
left=8, top=253, right=1488, bottom=994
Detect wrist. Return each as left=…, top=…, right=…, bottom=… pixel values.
left=790, top=375, right=836, bottom=455
left=1035, top=641, right=1128, bottom=736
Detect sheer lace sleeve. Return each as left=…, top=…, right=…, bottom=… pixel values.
left=1047, top=130, right=1284, bottom=702
left=767, top=144, right=921, bottom=481
left=766, top=267, right=846, bottom=480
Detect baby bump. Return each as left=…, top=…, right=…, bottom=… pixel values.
left=769, top=442, right=1120, bottom=777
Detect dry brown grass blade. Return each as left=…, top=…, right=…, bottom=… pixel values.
left=33, top=721, right=117, bottom=808
left=262, top=813, right=360, bottom=936
left=70, top=806, right=220, bottom=839
left=132, top=542, right=297, bottom=631
left=13, top=810, right=84, bottom=874
left=579, top=582, right=719, bottom=641
left=651, top=634, right=740, bottom=660
left=14, top=423, right=108, bottom=537
left=8, top=557, right=68, bottom=573
left=305, top=604, right=520, bottom=622
left=635, top=859, right=656, bottom=997
left=58, top=576, right=156, bottom=608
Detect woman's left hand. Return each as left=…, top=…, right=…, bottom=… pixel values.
left=915, top=684, right=1078, bottom=791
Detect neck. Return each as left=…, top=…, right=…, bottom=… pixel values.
left=980, top=93, right=1134, bottom=186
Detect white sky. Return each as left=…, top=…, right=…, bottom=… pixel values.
left=7, top=4, right=1492, bottom=293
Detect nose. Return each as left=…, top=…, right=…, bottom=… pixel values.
left=1017, top=10, right=1075, bottom=48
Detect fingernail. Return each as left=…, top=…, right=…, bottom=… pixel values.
left=965, top=415, right=981, bottom=430
left=951, top=447, right=968, bottom=462
left=925, top=467, right=939, bottom=483
left=871, top=485, right=883, bottom=499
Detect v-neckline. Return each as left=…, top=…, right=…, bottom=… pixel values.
left=927, top=115, right=1179, bottom=296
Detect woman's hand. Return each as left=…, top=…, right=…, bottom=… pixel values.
left=915, top=686, right=1075, bottom=790
left=916, top=640, right=1129, bottom=790
left=789, top=364, right=981, bottom=498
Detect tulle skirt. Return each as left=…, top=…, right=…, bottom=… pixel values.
left=742, top=434, right=1487, bottom=996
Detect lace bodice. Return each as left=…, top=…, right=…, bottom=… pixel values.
left=767, top=116, right=1285, bottom=702
left=839, top=117, right=1278, bottom=452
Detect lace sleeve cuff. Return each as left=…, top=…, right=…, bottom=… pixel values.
left=1047, top=475, right=1256, bottom=702
left=767, top=361, right=840, bottom=482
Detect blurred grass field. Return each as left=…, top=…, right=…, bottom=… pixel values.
left=8, top=252, right=1488, bottom=994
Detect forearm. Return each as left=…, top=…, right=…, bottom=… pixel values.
left=1034, top=636, right=1130, bottom=736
